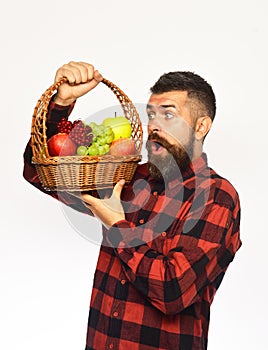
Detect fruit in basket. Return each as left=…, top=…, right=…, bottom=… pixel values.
left=97, top=135, right=107, bottom=146
left=109, top=138, right=136, bottom=156
left=76, top=145, right=88, bottom=156
left=98, top=144, right=110, bottom=155
left=102, top=116, right=132, bottom=140
left=87, top=144, right=99, bottom=156
left=85, top=122, right=115, bottom=155
left=57, top=118, right=73, bottom=134
left=69, top=120, right=93, bottom=146
left=47, top=133, right=76, bottom=156
left=57, top=118, right=94, bottom=146
left=55, top=118, right=119, bottom=156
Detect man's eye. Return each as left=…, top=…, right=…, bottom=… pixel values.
left=165, top=112, right=174, bottom=120
left=147, top=113, right=155, bottom=120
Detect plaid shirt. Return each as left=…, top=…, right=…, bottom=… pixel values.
left=23, top=101, right=242, bottom=350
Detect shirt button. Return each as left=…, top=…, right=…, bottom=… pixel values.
left=161, top=231, right=167, bottom=237
left=113, top=311, right=119, bottom=317
left=121, top=279, right=126, bottom=285
left=139, top=218, right=144, bottom=224
left=109, top=344, right=114, bottom=349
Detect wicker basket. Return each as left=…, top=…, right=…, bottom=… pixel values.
left=31, top=77, right=143, bottom=191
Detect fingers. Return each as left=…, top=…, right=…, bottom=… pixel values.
left=80, top=181, right=125, bottom=228
left=55, top=61, right=102, bottom=85
left=112, top=179, right=125, bottom=199
left=93, top=69, right=103, bottom=83
left=81, top=180, right=125, bottom=206
left=81, top=192, right=99, bottom=207
left=53, top=61, right=103, bottom=105
left=69, top=61, right=93, bottom=83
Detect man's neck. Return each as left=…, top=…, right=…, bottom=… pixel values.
left=192, top=141, right=203, bottom=161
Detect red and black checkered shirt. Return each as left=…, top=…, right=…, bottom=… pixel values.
left=23, top=101, right=242, bottom=350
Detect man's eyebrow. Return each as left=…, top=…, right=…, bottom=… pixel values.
left=146, top=104, right=177, bottom=109
left=160, top=104, right=177, bottom=109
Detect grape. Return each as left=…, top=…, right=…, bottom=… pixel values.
left=87, top=122, right=114, bottom=155
left=85, top=133, right=93, bottom=144
left=97, top=135, right=107, bottom=146
left=105, top=134, right=114, bottom=144
left=76, top=145, right=88, bottom=156
left=89, top=122, right=98, bottom=130
left=103, top=144, right=110, bottom=153
left=84, top=125, right=93, bottom=134
left=93, top=126, right=102, bottom=137
left=69, top=120, right=93, bottom=146
left=104, top=126, right=113, bottom=136
left=61, top=119, right=114, bottom=155
left=98, top=145, right=107, bottom=155
left=72, top=120, right=83, bottom=128
left=57, top=118, right=73, bottom=134
left=87, top=144, right=99, bottom=156
left=92, top=134, right=98, bottom=143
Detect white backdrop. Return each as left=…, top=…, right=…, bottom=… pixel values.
left=1, top=0, right=267, bottom=349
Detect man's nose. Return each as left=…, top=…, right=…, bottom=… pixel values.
left=148, top=117, right=162, bottom=133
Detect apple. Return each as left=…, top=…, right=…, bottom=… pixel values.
left=47, top=133, right=76, bottom=156
left=109, top=138, right=137, bottom=156
left=102, top=116, right=132, bottom=140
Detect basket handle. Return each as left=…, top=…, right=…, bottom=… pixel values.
left=31, top=77, right=143, bottom=159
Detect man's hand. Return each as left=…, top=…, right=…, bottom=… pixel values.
left=81, top=180, right=126, bottom=229
left=53, top=61, right=103, bottom=106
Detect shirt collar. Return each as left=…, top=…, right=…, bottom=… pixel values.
left=167, top=152, right=208, bottom=189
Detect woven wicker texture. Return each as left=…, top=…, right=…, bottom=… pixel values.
left=31, top=77, right=143, bottom=191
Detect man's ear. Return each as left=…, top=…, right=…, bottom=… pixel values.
left=194, top=116, right=212, bottom=140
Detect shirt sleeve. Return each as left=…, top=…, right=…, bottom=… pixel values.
left=106, top=187, right=242, bottom=315
left=23, top=98, right=91, bottom=214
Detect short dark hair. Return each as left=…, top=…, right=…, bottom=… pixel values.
left=150, top=71, right=216, bottom=122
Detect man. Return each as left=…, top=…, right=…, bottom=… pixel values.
left=23, top=61, right=242, bottom=349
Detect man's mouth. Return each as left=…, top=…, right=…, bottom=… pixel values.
left=149, top=140, right=165, bottom=155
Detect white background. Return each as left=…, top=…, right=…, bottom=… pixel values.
left=1, top=0, right=267, bottom=349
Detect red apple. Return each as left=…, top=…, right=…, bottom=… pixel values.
left=109, top=138, right=137, bottom=156
left=47, top=133, right=76, bottom=156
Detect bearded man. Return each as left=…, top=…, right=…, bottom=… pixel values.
left=23, top=61, right=242, bottom=350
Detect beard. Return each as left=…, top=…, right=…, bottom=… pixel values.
left=146, top=132, right=195, bottom=182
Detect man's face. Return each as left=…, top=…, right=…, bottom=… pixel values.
left=146, top=91, right=196, bottom=181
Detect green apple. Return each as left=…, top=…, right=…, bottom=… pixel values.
left=102, top=116, right=132, bottom=140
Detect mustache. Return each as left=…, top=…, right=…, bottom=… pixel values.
left=146, top=132, right=173, bottom=150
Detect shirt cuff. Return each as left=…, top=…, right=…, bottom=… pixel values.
left=50, top=99, right=76, bottom=110
left=45, top=97, right=76, bottom=139
left=47, top=96, right=76, bottom=122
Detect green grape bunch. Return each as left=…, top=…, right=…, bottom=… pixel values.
left=76, top=121, right=115, bottom=156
